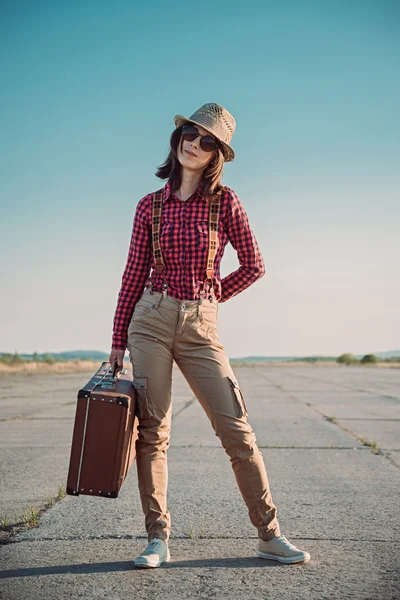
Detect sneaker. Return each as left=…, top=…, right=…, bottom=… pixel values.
left=133, top=538, right=171, bottom=568
left=258, top=535, right=310, bottom=564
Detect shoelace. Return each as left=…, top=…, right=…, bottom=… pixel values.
left=277, top=535, right=297, bottom=550
left=143, top=539, right=163, bottom=554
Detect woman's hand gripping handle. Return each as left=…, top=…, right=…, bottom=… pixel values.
left=109, top=349, right=125, bottom=374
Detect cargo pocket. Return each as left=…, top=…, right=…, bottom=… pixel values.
left=228, top=376, right=248, bottom=419
left=133, top=377, right=153, bottom=420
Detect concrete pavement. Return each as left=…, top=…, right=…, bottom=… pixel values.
left=0, top=365, right=399, bottom=599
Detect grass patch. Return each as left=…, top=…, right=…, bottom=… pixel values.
left=22, top=506, right=41, bottom=528
left=45, top=496, right=56, bottom=508
left=0, top=515, right=11, bottom=528
left=358, top=436, right=381, bottom=454
left=1, top=482, right=68, bottom=544
left=57, top=485, right=66, bottom=500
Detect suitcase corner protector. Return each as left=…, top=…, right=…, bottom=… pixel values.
left=66, top=487, right=79, bottom=496
left=116, top=396, right=129, bottom=408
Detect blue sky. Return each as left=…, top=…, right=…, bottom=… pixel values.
left=1, top=0, right=399, bottom=357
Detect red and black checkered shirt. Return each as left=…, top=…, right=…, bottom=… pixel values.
left=112, top=180, right=265, bottom=350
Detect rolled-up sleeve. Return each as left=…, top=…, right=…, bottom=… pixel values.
left=220, top=189, right=266, bottom=303
left=112, top=196, right=152, bottom=350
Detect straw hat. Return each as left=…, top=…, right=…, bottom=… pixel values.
left=174, top=103, right=236, bottom=162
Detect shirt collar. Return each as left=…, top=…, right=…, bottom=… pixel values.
left=163, top=179, right=206, bottom=203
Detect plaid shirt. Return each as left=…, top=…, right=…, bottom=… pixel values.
left=112, top=180, right=265, bottom=350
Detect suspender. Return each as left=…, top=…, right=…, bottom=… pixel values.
left=151, top=190, right=164, bottom=273
left=145, top=187, right=220, bottom=301
left=206, top=196, right=220, bottom=280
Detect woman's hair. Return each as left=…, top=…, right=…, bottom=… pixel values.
left=155, top=125, right=225, bottom=199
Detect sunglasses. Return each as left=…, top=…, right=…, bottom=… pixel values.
left=181, top=124, right=218, bottom=153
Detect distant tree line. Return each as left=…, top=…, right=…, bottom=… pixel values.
left=0, top=352, right=113, bottom=365
left=0, top=352, right=59, bottom=365
left=336, top=353, right=400, bottom=365
left=1, top=351, right=399, bottom=366
left=275, top=354, right=400, bottom=365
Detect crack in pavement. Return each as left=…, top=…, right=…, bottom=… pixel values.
left=266, top=369, right=400, bottom=399
left=1, top=534, right=393, bottom=545
left=172, top=396, right=196, bottom=419
left=167, top=445, right=376, bottom=450
left=335, top=417, right=400, bottom=421
left=257, top=371, right=397, bottom=465
left=0, top=401, right=77, bottom=422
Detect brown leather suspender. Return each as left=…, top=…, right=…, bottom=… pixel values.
left=145, top=190, right=167, bottom=296
left=204, top=196, right=220, bottom=298
left=145, top=188, right=220, bottom=301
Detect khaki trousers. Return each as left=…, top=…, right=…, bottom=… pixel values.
left=126, top=290, right=281, bottom=543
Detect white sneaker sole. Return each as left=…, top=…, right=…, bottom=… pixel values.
left=134, top=552, right=171, bottom=568
left=258, top=550, right=310, bottom=564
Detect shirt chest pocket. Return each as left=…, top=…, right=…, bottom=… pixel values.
left=160, top=221, right=173, bottom=236
left=195, top=220, right=223, bottom=252
left=195, top=220, right=209, bottom=250
left=159, top=221, right=173, bottom=252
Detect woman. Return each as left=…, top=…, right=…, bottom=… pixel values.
left=109, top=103, right=310, bottom=568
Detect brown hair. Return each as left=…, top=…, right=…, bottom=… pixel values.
left=155, top=125, right=225, bottom=200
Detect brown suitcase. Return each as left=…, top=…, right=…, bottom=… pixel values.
left=66, top=361, right=139, bottom=498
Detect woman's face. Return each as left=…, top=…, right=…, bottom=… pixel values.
left=177, top=123, right=217, bottom=172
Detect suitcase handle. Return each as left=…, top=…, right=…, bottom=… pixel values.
left=80, top=362, right=128, bottom=394
left=112, top=361, right=118, bottom=379
left=108, top=362, right=127, bottom=381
